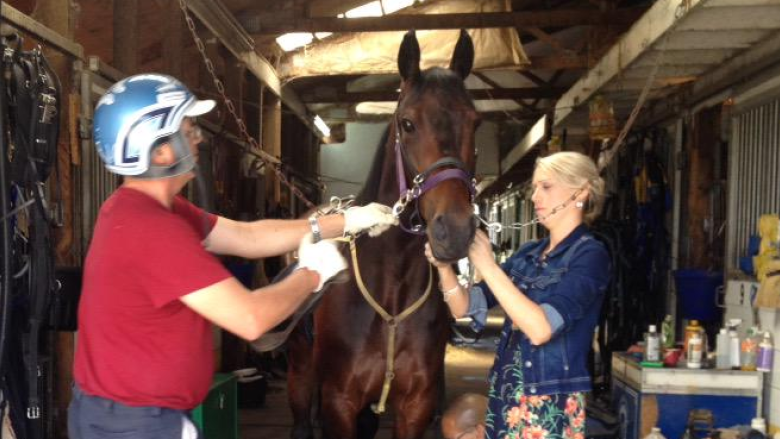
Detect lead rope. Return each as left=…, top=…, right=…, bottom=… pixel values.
left=348, top=238, right=433, bottom=414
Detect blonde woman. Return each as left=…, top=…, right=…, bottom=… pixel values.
left=427, top=151, right=611, bottom=439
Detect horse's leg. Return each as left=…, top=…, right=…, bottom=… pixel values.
left=287, top=326, right=316, bottom=439
left=319, top=379, right=363, bottom=439
left=393, top=388, right=438, bottom=439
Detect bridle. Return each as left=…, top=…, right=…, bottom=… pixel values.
left=390, top=116, right=477, bottom=235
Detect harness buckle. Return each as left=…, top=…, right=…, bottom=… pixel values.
left=392, top=200, right=406, bottom=218
left=26, top=406, right=40, bottom=420
left=39, top=92, right=57, bottom=124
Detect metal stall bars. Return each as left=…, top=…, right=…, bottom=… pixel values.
left=726, top=97, right=780, bottom=273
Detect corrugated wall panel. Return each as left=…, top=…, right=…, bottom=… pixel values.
left=727, top=99, right=780, bottom=270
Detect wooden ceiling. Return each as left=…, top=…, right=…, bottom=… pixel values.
left=11, top=0, right=651, bottom=129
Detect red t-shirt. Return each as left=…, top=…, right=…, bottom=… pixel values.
left=74, top=187, right=232, bottom=409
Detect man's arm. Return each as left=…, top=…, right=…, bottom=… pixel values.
left=180, top=269, right=320, bottom=341
left=203, top=214, right=346, bottom=259
left=204, top=203, right=396, bottom=258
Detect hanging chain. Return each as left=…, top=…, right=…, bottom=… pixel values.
left=177, top=0, right=320, bottom=212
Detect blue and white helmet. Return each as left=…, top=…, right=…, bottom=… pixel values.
left=93, top=73, right=215, bottom=178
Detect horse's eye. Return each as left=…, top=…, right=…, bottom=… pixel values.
left=401, top=118, right=415, bottom=133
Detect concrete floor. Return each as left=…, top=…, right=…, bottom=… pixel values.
left=238, top=320, right=499, bottom=439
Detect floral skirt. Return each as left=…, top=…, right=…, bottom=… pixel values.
left=485, top=339, right=586, bottom=439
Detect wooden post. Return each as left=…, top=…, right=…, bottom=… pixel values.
left=262, top=93, right=282, bottom=213
left=31, top=1, right=75, bottom=437
left=112, top=0, right=137, bottom=74
left=685, top=106, right=720, bottom=269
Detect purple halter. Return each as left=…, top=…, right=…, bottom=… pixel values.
left=391, top=121, right=476, bottom=235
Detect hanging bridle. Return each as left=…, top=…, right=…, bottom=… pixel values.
left=390, top=116, right=477, bottom=234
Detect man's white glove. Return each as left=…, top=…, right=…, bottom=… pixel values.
left=343, top=202, right=398, bottom=237
left=296, top=234, right=348, bottom=292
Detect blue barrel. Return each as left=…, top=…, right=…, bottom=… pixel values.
left=674, top=269, right=723, bottom=322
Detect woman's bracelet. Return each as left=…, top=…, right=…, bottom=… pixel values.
left=440, top=283, right=462, bottom=302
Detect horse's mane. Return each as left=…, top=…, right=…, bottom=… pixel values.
left=355, top=125, right=390, bottom=205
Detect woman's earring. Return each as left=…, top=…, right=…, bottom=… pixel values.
left=575, top=201, right=584, bottom=209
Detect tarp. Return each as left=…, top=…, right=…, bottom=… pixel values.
left=279, top=0, right=529, bottom=80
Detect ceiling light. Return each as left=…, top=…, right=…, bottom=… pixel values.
left=382, top=0, right=415, bottom=14
left=276, top=33, right=314, bottom=52
left=356, top=101, right=397, bottom=115
left=313, top=115, right=331, bottom=138
left=345, top=1, right=383, bottom=18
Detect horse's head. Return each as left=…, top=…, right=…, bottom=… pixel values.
left=394, top=30, right=479, bottom=262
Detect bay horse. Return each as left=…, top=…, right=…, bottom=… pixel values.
left=287, top=30, right=480, bottom=439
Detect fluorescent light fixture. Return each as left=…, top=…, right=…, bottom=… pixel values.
left=276, top=32, right=314, bottom=52
left=355, top=101, right=397, bottom=115
left=382, top=0, right=416, bottom=14
left=345, top=1, right=383, bottom=18
left=315, top=32, right=333, bottom=40
left=313, top=115, right=331, bottom=138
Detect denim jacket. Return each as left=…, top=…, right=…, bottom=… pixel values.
left=467, top=224, right=610, bottom=396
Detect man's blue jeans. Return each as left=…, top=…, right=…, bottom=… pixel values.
left=68, top=385, right=199, bottom=439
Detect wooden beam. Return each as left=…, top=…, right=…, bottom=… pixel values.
left=299, top=87, right=566, bottom=103
left=553, top=0, right=705, bottom=127
left=528, top=55, right=589, bottom=70
left=519, top=70, right=550, bottom=87
left=0, top=2, right=84, bottom=59
left=525, top=27, right=573, bottom=56
left=243, top=8, right=646, bottom=34
left=474, top=71, right=537, bottom=112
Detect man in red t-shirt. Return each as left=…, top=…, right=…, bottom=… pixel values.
left=68, top=74, right=397, bottom=439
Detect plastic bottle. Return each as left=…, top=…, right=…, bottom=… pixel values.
left=687, top=331, right=703, bottom=369
left=728, top=319, right=742, bottom=369
left=643, top=426, right=667, bottom=439
left=684, top=320, right=702, bottom=357
left=645, top=325, right=661, bottom=363
left=751, top=418, right=767, bottom=436
left=716, top=328, right=730, bottom=369
left=661, top=315, right=675, bottom=350
left=741, top=327, right=759, bottom=371
left=757, top=331, right=774, bottom=373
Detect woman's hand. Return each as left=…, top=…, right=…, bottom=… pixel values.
left=424, top=242, right=452, bottom=270
left=468, top=230, right=496, bottom=271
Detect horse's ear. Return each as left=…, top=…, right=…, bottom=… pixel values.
left=398, top=30, right=421, bottom=83
left=449, top=29, right=474, bottom=80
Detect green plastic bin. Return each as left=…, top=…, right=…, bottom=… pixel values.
left=192, top=373, right=238, bottom=439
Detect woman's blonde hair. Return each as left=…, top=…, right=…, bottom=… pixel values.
left=535, top=151, right=605, bottom=224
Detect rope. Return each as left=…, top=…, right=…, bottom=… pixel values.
left=348, top=238, right=433, bottom=414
